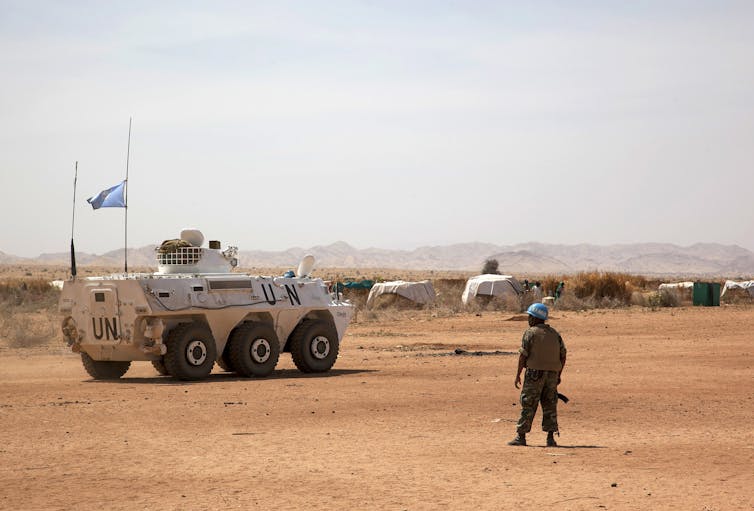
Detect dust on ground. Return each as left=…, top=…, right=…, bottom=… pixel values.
left=1, top=306, right=753, bottom=510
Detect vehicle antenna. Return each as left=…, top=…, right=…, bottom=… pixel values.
left=70, top=161, right=78, bottom=278
left=124, top=117, right=131, bottom=273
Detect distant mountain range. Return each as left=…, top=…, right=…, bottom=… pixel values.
left=3, top=241, right=753, bottom=277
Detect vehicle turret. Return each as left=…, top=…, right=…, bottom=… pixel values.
left=156, top=229, right=239, bottom=274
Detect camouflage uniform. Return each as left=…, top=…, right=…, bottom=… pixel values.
left=515, top=324, right=566, bottom=435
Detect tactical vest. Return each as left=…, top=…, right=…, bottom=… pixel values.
left=524, top=324, right=563, bottom=371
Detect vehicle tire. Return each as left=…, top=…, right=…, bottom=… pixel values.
left=289, top=319, right=339, bottom=373
left=163, top=322, right=217, bottom=381
left=228, top=322, right=280, bottom=377
left=81, top=352, right=131, bottom=380
left=216, top=353, right=234, bottom=372
left=151, top=358, right=169, bottom=376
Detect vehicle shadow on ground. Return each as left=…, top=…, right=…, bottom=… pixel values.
left=535, top=445, right=605, bottom=449
left=89, top=368, right=377, bottom=385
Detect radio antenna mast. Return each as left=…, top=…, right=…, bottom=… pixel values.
left=124, top=117, right=131, bottom=273
left=70, top=161, right=78, bottom=278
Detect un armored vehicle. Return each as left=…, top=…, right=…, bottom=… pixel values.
left=59, top=229, right=354, bottom=380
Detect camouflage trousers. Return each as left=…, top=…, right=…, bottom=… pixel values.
left=515, top=369, right=559, bottom=434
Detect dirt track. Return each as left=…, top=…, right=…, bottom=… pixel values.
left=1, top=306, right=753, bottom=510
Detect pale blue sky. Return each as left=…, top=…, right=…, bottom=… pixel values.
left=1, top=1, right=753, bottom=257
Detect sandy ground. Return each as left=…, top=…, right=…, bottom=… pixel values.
left=1, top=306, right=753, bottom=510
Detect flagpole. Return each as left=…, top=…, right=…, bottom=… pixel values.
left=124, top=117, right=131, bottom=273
left=70, top=161, right=78, bottom=278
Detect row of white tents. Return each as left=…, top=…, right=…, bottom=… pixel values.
left=368, top=277, right=754, bottom=308
left=366, top=274, right=525, bottom=309
left=659, top=280, right=754, bottom=299
left=659, top=280, right=754, bottom=301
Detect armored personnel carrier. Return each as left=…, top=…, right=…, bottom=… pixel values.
left=59, top=229, right=354, bottom=380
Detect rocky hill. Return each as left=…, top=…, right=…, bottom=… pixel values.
left=5, top=241, right=754, bottom=277
left=0, top=251, right=22, bottom=264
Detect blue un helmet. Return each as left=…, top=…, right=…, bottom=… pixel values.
left=526, top=303, right=549, bottom=321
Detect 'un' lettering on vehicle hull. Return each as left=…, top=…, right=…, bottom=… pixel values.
left=92, top=317, right=119, bottom=340
left=284, top=284, right=301, bottom=306
left=261, top=284, right=277, bottom=305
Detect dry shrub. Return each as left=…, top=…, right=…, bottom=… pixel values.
left=630, top=291, right=647, bottom=306
left=647, top=289, right=680, bottom=308
left=627, top=274, right=648, bottom=289
left=496, top=294, right=524, bottom=311
left=433, top=278, right=467, bottom=313
left=523, top=273, right=656, bottom=310
left=0, top=278, right=61, bottom=348
left=568, top=272, right=635, bottom=304
left=539, top=276, right=562, bottom=298
left=0, top=278, right=59, bottom=306
left=467, top=294, right=522, bottom=312
left=520, top=290, right=537, bottom=310
left=369, top=293, right=427, bottom=310
left=555, top=292, right=627, bottom=311
left=552, top=292, right=586, bottom=310
left=1, top=311, right=58, bottom=348
left=340, top=287, right=370, bottom=309
left=720, top=288, right=754, bottom=304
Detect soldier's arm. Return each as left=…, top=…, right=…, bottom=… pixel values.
left=515, top=354, right=526, bottom=388
left=558, top=335, right=567, bottom=383
left=515, top=330, right=531, bottom=388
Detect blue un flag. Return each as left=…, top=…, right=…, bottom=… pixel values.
left=87, top=181, right=126, bottom=209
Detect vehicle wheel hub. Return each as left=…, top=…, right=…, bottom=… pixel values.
left=251, top=338, right=271, bottom=364
left=311, top=336, right=330, bottom=360
left=186, top=340, right=207, bottom=366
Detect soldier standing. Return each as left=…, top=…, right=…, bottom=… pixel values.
left=554, top=281, right=565, bottom=302
left=508, top=303, right=567, bottom=447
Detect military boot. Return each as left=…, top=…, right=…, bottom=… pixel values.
left=507, top=433, right=526, bottom=446
left=546, top=431, right=558, bottom=447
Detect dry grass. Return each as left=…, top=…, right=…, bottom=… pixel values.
left=339, top=287, right=371, bottom=309
left=0, top=277, right=59, bottom=301
left=1, top=265, right=748, bottom=339
left=630, top=291, right=647, bottom=306
left=570, top=272, right=634, bottom=302
left=720, top=288, right=754, bottom=304
left=538, top=276, right=563, bottom=298
left=472, top=294, right=524, bottom=312
left=367, top=293, right=428, bottom=310
left=0, top=277, right=61, bottom=348
left=432, top=278, right=467, bottom=313
left=646, top=289, right=681, bottom=308
left=515, top=273, right=685, bottom=310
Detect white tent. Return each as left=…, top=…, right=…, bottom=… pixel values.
left=721, top=280, right=754, bottom=298
left=366, top=280, right=436, bottom=308
left=658, top=281, right=694, bottom=301
left=658, top=282, right=694, bottom=291
left=461, top=274, right=523, bottom=305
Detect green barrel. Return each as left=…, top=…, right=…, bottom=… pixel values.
left=693, top=282, right=720, bottom=306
